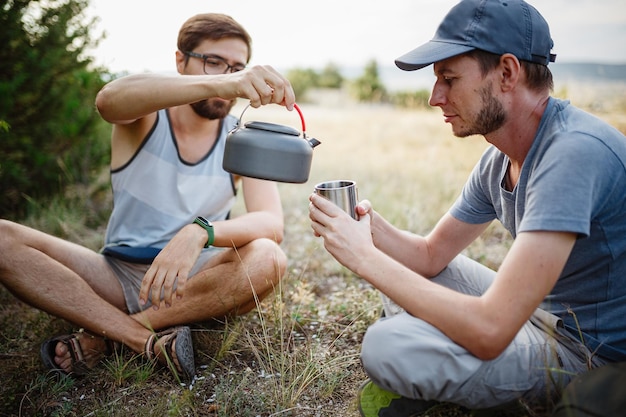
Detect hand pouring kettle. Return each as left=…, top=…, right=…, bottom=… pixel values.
left=222, top=103, right=321, bottom=183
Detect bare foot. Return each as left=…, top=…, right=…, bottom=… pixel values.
left=54, top=332, right=112, bottom=373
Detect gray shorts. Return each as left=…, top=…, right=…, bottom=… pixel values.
left=361, top=254, right=607, bottom=409
left=104, top=248, right=223, bottom=314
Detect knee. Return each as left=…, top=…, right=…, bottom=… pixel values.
left=0, top=219, right=20, bottom=253
left=249, top=238, right=287, bottom=285
left=361, top=319, right=398, bottom=379
left=360, top=316, right=449, bottom=397
left=0, top=220, right=24, bottom=273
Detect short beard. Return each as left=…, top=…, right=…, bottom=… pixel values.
left=190, top=98, right=235, bottom=120
left=457, top=84, right=506, bottom=137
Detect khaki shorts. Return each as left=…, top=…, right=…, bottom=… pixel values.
left=104, top=248, right=223, bottom=314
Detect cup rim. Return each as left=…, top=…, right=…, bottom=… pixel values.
left=314, top=180, right=356, bottom=190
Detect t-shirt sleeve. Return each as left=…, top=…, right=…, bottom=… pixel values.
left=450, top=147, right=499, bottom=225
left=520, top=132, right=618, bottom=237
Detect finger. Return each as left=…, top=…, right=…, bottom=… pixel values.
left=282, top=81, right=296, bottom=110
left=245, top=88, right=263, bottom=108
left=308, top=201, right=317, bottom=219
left=311, top=193, right=343, bottom=217
left=248, top=79, right=274, bottom=105
left=310, top=218, right=324, bottom=238
left=150, top=270, right=167, bottom=309
left=175, top=268, right=190, bottom=299
left=161, top=269, right=178, bottom=308
left=139, top=267, right=157, bottom=306
left=356, top=199, right=372, bottom=217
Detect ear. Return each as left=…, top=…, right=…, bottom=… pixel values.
left=175, top=50, right=186, bottom=75
left=498, top=54, right=521, bottom=92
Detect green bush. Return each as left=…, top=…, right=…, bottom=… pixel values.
left=286, top=63, right=344, bottom=101
left=391, top=89, right=433, bottom=109
left=317, top=62, right=344, bottom=89
left=349, top=59, right=387, bottom=103
left=0, top=0, right=110, bottom=219
left=286, top=67, right=320, bottom=100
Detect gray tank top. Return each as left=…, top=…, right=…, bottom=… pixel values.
left=104, top=109, right=237, bottom=249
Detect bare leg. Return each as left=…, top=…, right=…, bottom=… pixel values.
left=0, top=220, right=152, bottom=357
left=132, top=237, right=287, bottom=330
left=0, top=220, right=286, bottom=373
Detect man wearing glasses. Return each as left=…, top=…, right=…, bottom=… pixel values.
left=0, top=13, right=295, bottom=382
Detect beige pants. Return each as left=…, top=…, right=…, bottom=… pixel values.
left=362, top=255, right=606, bottom=409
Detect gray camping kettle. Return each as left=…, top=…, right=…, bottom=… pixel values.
left=222, top=103, right=321, bottom=183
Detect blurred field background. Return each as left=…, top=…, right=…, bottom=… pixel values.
left=3, top=1, right=626, bottom=415
left=2, top=81, right=624, bottom=416
left=2, top=44, right=626, bottom=417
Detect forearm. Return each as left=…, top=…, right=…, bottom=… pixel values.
left=356, top=249, right=505, bottom=359
left=95, top=73, right=225, bottom=123
left=370, top=211, right=442, bottom=277
left=211, top=211, right=284, bottom=248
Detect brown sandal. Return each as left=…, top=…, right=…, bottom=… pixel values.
left=40, top=330, right=120, bottom=376
left=145, top=326, right=195, bottom=382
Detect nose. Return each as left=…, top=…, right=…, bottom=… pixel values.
left=428, top=80, right=446, bottom=107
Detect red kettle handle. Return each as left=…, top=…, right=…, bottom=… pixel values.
left=293, top=103, right=306, bottom=134
left=237, top=102, right=307, bottom=136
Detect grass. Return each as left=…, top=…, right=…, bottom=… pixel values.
left=1, top=85, right=625, bottom=416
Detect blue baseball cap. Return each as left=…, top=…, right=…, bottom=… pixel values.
left=395, top=0, right=556, bottom=71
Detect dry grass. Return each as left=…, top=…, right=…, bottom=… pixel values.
left=1, top=85, right=624, bottom=416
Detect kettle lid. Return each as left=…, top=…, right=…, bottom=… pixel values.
left=244, top=121, right=300, bottom=136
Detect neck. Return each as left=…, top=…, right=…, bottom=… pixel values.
left=485, top=95, right=550, bottom=166
left=169, top=105, right=221, bottom=140
left=168, top=105, right=222, bottom=164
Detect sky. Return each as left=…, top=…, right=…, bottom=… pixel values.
left=85, top=0, right=626, bottom=75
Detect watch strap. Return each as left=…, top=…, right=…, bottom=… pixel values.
left=193, top=216, right=214, bottom=248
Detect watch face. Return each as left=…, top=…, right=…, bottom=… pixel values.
left=196, top=216, right=210, bottom=227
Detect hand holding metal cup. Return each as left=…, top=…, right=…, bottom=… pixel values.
left=313, top=180, right=359, bottom=220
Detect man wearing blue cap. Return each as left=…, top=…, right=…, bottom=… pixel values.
left=308, top=0, right=626, bottom=415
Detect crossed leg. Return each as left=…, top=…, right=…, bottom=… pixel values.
left=0, top=220, right=286, bottom=374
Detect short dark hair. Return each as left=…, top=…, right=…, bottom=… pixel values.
left=177, top=13, right=252, bottom=63
left=466, top=49, right=553, bottom=92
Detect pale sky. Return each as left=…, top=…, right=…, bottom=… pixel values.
left=86, top=0, right=626, bottom=74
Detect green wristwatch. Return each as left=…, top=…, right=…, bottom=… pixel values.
left=193, top=216, right=214, bottom=248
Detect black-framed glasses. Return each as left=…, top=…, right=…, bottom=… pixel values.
left=182, top=51, right=246, bottom=74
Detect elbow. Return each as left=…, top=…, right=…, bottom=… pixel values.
left=267, top=214, right=284, bottom=244
left=94, top=84, right=121, bottom=123
left=473, top=345, right=505, bottom=361
left=469, top=326, right=512, bottom=360
left=273, top=222, right=285, bottom=244
left=94, top=86, right=112, bottom=122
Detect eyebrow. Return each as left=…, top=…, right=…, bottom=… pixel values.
left=434, top=65, right=452, bottom=75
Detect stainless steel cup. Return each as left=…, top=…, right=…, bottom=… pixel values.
left=314, top=180, right=358, bottom=219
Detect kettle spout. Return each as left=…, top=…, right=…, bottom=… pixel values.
left=308, top=138, right=321, bottom=148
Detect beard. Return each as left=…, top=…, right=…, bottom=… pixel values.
left=456, top=83, right=506, bottom=137
left=190, top=97, right=236, bottom=120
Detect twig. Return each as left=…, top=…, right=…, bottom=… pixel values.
left=0, top=353, right=30, bottom=359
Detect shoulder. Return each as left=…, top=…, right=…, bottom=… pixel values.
left=536, top=98, right=626, bottom=166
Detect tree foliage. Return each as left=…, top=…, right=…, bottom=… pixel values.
left=0, top=0, right=109, bottom=218
left=391, top=89, right=433, bottom=109
left=286, top=67, right=320, bottom=100
left=350, top=59, right=387, bottom=102
left=286, top=62, right=344, bottom=100
left=317, top=62, right=344, bottom=89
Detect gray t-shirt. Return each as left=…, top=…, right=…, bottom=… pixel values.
left=450, top=97, right=626, bottom=361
